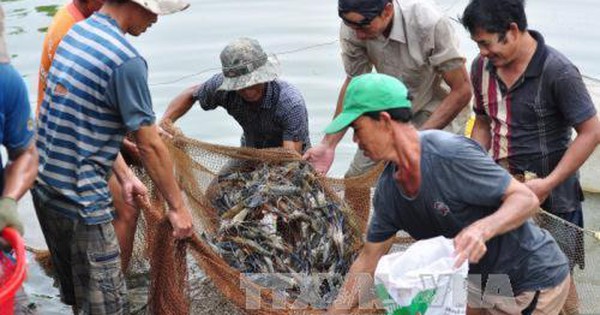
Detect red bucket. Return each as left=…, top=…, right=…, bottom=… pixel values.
left=0, top=228, right=26, bottom=315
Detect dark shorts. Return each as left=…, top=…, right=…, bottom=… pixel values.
left=31, top=186, right=128, bottom=314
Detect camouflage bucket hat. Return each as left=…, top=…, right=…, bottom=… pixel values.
left=218, top=37, right=280, bottom=91
left=0, top=5, right=9, bottom=63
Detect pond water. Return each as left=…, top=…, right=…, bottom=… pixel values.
left=2, top=0, right=600, bottom=313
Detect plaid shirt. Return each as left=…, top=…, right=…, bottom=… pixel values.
left=194, top=73, right=311, bottom=152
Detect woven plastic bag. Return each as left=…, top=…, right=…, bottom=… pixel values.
left=374, top=236, right=468, bottom=315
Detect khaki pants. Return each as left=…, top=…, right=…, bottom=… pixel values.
left=467, top=274, right=571, bottom=315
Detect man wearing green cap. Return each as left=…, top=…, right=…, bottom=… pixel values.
left=304, top=0, right=472, bottom=178
left=328, top=73, right=571, bottom=314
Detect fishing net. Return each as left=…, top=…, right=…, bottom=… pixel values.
left=127, top=122, right=384, bottom=314
left=509, top=173, right=600, bottom=315
left=534, top=210, right=600, bottom=314
left=123, top=122, right=600, bottom=314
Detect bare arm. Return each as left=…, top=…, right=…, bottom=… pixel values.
left=134, top=125, right=193, bottom=238
left=420, top=65, right=472, bottom=130
left=160, top=85, right=199, bottom=124
left=111, top=153, right=147, bottom=207
left=0, top=143, right=38, bottom=235
left=525, top=115, right=600, bottom=202
left=454, top=178, right=539, bottom=266
left=547, top=116, right=600, bottom=185
left=3, top=143, right=38, bottom=200
left=470, top=115, right=492, bottom=151
left=328, top=237, right=395, bottom=313
left=320, top=76, right=353, bottom=148
left=302, top=77, right=351, bottom=174
left=120, top=137, right=142, bottom=164
left=111, top=153, right=133, bottom=184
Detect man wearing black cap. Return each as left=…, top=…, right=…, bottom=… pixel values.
left=304, top=0, right=472, bottom=178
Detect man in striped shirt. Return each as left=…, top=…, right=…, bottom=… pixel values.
left=462, top=0, right=600, bottom=313
left=37, top=0, right=144, bottom=273
left=33, top=0, right=193, bottom=313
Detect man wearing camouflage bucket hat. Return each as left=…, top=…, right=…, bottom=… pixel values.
left=162, top=37, right=311, bottom=154
left=33, top=0, right=193, bottom=313
left=327, top=73, right=570, bottom=314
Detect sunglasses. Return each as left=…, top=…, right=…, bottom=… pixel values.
left=341, top=15, right=377, bottom=29
left=339, top=1, right=389, bottom=29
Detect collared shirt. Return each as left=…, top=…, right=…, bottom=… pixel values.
left=193, top=73, right=311, bottom=152
left=471, top=30, right=597, bottom=213
left=340, top=0, right=465, bottom=115
left=37, top=2, right=85, bottom=113
left=369, top=130, right=569, bottom=295
left=37, top=12, right=155, bottom=224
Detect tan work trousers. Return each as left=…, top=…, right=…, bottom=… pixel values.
left=467, top=274, right=570, bottom=315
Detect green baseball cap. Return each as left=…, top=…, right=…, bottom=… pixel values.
left=324, top=73, right=411, bottom=134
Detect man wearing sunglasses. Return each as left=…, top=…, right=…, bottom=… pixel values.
left=304, top=0, right=472, bottom=178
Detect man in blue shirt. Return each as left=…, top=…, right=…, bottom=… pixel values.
left=326, top=74, right=570, bottom=314
left=0, top=5, right=39, bottom=314
left=33, top=0, right=193, bottom=313
left=162, top=37, right=311, bottom=154
left=0, top=4, right=38, bottom=246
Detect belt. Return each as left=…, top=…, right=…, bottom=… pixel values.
left=497, top=158, right=530, bottom=183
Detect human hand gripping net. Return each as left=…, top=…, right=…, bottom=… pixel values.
left=130, top=122, right=386, bottom=314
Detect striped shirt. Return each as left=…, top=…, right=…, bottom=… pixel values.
left=471, top=31, right=596, bottom=213
left=36, top=13, right=154, bottom=224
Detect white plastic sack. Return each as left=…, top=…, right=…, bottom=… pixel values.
left=374, top=236, right=469, bottom=315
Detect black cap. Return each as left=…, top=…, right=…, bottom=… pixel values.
left=338, top=0, right=390, bottom=19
